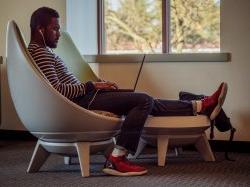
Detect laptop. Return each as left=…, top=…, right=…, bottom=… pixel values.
left=100, top=54, right=146, bottom=93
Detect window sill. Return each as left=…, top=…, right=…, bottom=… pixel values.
left=84, top=53, right=230, bottom=63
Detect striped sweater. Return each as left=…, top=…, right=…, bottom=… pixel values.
left=28, top=43, right=86, bottom=100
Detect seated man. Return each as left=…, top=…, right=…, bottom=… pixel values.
left=28, top=7, right=228, bottom=176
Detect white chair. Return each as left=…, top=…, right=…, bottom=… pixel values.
left=6, top=20, right=122, bottom=177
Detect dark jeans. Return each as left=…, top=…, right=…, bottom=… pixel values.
left=73, top=91, right=194, bottom=152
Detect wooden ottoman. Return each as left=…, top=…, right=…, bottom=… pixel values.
left=134, top=115, right=215, bottom=166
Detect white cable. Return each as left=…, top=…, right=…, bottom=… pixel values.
left=39, top=30, right=47, bottom=47
left=87, top=89, right=100, bottom=109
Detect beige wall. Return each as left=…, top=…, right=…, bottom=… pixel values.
left=1, top=0, right=249, bottom=141
left=0, top=0, right=66, bottom=130
left=0, top=0, right=66, bottom=56
left=94, top=0, right=250, bottom=141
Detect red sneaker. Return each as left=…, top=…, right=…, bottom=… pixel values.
left=103, top=155, right=148, bottom=176
left=201, top=82, right=228, bottom=120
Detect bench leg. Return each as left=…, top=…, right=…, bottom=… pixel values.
left=195, top=133, right=215, bottom=161
left=157, top=135, right=169, bottom=166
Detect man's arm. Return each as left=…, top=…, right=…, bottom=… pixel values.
left=30, top=46, right=86, bottom=99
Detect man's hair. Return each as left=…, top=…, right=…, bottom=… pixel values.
left=30, top=7, right=59, bottom=34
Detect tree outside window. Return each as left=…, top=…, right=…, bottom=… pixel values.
left=101, top=0, right=220, bottom=54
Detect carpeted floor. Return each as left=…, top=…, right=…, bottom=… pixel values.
left=0, top=140, right=249, bottom=187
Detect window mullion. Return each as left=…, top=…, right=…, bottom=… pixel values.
left=162, top=0, right=170, bottom=53
left=97, top=0, right=105, bottom=54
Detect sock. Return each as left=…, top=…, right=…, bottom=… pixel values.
left=196, top=100, right=202, bottom=113
left=111, top=147, right=127, bottom=157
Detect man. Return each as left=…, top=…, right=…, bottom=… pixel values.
left=28, top=7, right=228, bottom=176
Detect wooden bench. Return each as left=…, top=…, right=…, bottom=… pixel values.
left=132, top=115, right=215, bottom=166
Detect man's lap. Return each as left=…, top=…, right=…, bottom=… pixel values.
left=74, top=91, right=151, bottom=115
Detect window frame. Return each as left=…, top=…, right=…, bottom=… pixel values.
left=97, top=0, right=223, bottom=56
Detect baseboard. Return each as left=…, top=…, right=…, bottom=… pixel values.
left=0, top=130, right=36, bottom=141
left=175, top=140, right=249, bottom=153
left=209, top=140, right=250, bottom=153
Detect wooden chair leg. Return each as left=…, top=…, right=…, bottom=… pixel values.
left=195, top=133, right=215, bottom=161
left=157, top=135, right=169, bottom=166
left=27, top=140, right=50, bottom=173
left=75, top=142, right=90, bottom=177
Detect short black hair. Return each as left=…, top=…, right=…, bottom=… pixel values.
left=30, top=7, right=59, bottom=34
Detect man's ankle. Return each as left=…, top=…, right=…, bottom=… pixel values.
left=111, top=146, right=127, bottom=157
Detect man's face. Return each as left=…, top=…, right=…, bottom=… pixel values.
left=44, top=17, right=60, bottom=48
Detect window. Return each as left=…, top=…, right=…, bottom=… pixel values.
left=98, top=0, right=220, bottom=54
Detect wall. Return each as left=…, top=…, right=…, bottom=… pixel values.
left=1, top=0, right=249, bottom=142
left=86, top=0, right=250, bottom=141
left=66, top=0, right=98, bottom=55
left=0, top=0, right=66, bottom=130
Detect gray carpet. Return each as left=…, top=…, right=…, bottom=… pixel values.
left=0, top=140, right=249, bottom=187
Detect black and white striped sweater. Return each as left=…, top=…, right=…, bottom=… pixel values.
left=28, top=43, right=86, bottom=100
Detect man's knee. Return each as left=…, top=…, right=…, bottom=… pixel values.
left=137, top=93, right=154, bottom=111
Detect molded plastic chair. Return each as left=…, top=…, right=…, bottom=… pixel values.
left=6, top=20, right=122, bottom=177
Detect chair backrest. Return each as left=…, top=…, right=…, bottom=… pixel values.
left=54, top=32, right=98, bottom=82
left=6, top=20, right=121, bottom=139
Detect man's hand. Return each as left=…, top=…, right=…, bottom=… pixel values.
left=93, top=81, right=118, bottom=90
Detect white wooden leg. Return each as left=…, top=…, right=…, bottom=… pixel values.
left=157, top=135, right=169, bottom=166
left=195, top=133, right=215, bottom=161
left=27, top=140, right=50, bottom=173
left=75, top=142, right=90, bottom=177
left=64, top=156, right=71, bottom=165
